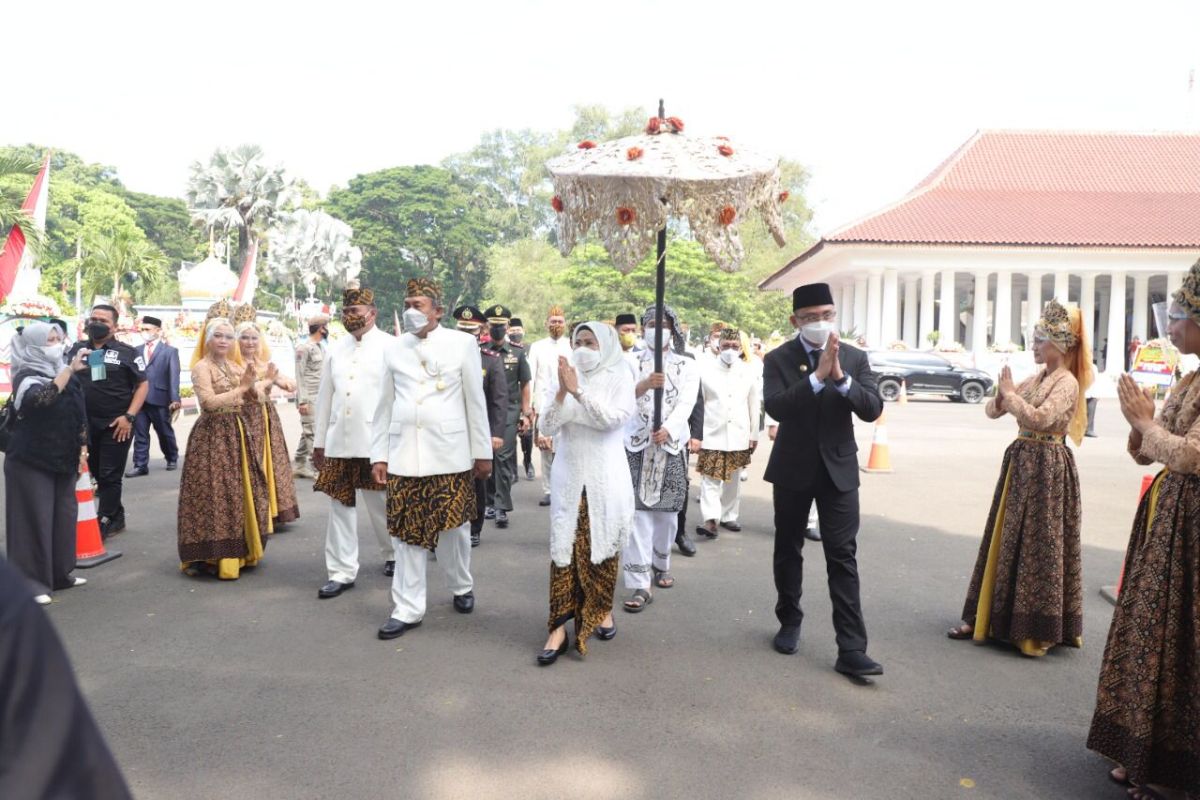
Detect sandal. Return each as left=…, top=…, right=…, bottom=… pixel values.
left=623, top=589, right=653, bottom=613
left=946, top=624, right=974, bottom=640
left=653, top=568, right=675, bottom=589
left=1110, top=767, right=1130, bottom=786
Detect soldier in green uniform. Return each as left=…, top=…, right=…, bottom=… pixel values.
left=481, top=305, right=532, bottom=529
left=293, top=314, right=329, bottom=479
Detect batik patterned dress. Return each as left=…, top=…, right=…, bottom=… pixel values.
left=240, top=393, right=301, bottom=527
left=1087, top=371, right=1200, bottom=792
left=960, top=366, right=1083, bottom=656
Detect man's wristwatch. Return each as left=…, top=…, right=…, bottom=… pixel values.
left=123, top=413, right=137, bottom=424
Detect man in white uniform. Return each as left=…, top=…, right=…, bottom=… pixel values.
left=527, top=305, right=572, bottom=507
left=371, top=278, right=493, bottom=639
left=313, top=285, right=395, bottom=599
left=695, top=327, right=762, bottom=538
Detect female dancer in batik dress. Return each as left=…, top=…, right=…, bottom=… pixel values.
left=177, top=318, right=271, bottom=580
left=1089, top=259, right=1200, bottom=800
left=948, top=298, right=1093, bottom=657
left=234, top=316, right=300, bottom=527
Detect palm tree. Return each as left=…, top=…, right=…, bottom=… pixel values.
left=186, top=145, right=293, bottom=269
left=82, top=232, right=167, bottom=308
left=265, top=209, right=362, bottom=299
left=0, top=154, right=45, bottom=258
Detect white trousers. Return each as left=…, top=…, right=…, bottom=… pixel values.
left=540, top=448, right=555, bottom=495
left=623, top=511, right=676, bottom=590
left=389, top=523, right=473, bottom=623
left=325, top=490, right=391, bottom=584
left=699, top=471, right=742, bottom=524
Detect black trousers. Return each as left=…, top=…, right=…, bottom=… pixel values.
left=87, top=417, right=133, bottom=523
left=520, top=429, right=533, bottom=468
left=471, top=478, right=487, bottom=537
left=131, top=403, right=178, bottom=468
left=4, top=458, right=77, bottom=595
left=772, top=463, right=868, bottom=654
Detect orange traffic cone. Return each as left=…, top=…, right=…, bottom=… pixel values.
left=1100, top=473, right=1155, bottom=605
left=861, top=412, right=893, bottom=473
left=75, top=464, right=121, bottom=569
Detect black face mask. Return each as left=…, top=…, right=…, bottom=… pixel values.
left=490, top=325, right=507, bottom=343
left=508, top=332, right=524, bottom=344
left=87, top=322, right=111, bottom=341
left=321, top=328, right=329, bottom=340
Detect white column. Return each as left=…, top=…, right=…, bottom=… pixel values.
left=993, top=271, right=1012, bottom=346
left=1105, top=271, right=1127, bottom=374
left=1132, top=274, right=1149, bottom=340
left=937, top=269, right=956, bottom=344
left=1079, top=273, right=1097, bottom=357
left=902, top=276, right=919, bottom=348
left=1167, top=270, right=1184, bottom=300
left=852, top=276, right=868, bottom=338
left=840, top=282, right=854, bottom=326
left=972, top=272, right=990, bottom=355
left=866, top=270, right=883, bottom=348
left=918, top=269, right=936, bottom=348
left=1054, top=270, right=1070, bottom=302
left=880, top=269, right=899, bottom=345
left=1026, top=270, right=1044, bottom=346
left=1097, top=288, right=1111, bottom=363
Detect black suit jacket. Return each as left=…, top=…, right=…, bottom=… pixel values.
left=762, top=339, right=882, bottom=493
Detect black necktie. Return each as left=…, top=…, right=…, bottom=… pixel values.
left=809, top=348, right=822, bottom=369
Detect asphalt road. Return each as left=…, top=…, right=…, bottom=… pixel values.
left=3, top=397, right=1151, bottom=799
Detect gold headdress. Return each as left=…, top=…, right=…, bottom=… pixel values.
left=1171, top=257, right=1200, bottom=325
left=232, top=303, right=257, bottom=326
left=1035, top=299, right=1078, bottom=352
left=205, top=298, right=232, bottom=324
left=547, top=304, right=565, bottom=318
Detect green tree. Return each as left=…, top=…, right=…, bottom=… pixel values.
left=121, top=190, right=204, bottom=264
left=79, top=232, right=167, bottom=305
left=326, top=166, right=504, bottom=316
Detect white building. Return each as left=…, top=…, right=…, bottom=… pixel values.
left=761, top=130, right=1200, bottom=373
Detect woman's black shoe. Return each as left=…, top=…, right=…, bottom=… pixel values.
left=596, top=622, right=617, bottom=640
left=537, top=636, right=570, bottom=666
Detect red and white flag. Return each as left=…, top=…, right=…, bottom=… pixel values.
left=0, top=154, right=50, bottom=302
left=232, top=237, right=259, bottom=303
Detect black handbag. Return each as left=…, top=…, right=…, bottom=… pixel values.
left=0, top=393, right=16, bottom=453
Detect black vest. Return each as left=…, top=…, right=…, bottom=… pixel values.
left=9, top=371, right=86, bottom=475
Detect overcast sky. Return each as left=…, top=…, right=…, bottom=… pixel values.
left=11, top=0, right=1199, bottom=234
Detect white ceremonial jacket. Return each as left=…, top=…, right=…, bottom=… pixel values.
left=527, top=335, right=573, bottom=413
left=313, top=326, right=394, bottom=458
left=625, top=350, right=700, bottom=455
left=539, top=366, right=636, bottom=567
left=370, top=325, right=492, bottom=478
left=700, top=356, right=763, bottom=452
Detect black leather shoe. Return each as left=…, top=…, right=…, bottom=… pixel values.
left=596, top=622, right=617, bottom=641
left=383, top=561, right=395, bottom=577
left=124, top=467, right=148, bottom=478
left=100, top=516, right=126, bottom=538
left=675, top=530, right=697, bottom=557
left=470, top=531, right=480, bottom=547
left=719, top=520, right=742, bottom=532
left=538, top=494, right=551, bottom=507
left=378, top=618, right=421, bottom=639
left=165, top=462, right=178, bottom=471
left=773, top=624, right=801, bottom=654
left=524, top=464, right=535, bottom=481
left=495, top=510, right=509, bottom=529
left=484, top=506, right=496, bottom=520
left=835, top=650, right=883, bottom=677
left=453, top=591, right=475, bottom=613
left=537, top=636, right=570, bottom=666
left=695, top=524, right=718, bottom=540
left=804, top=527, right=821, bottom=542
left=318, top=580, right=354, bottom=599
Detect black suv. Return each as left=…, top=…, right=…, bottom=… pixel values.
left=866, top=350, right=994, bottom=403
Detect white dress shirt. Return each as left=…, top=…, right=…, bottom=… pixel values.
left=527, top=334, right=574, bottom=413
left=313, top=326, right=394, bottom=458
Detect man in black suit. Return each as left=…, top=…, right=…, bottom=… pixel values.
left=126, top=315, right=181, bottom=477
left=762, top=282, right=884, bottom=678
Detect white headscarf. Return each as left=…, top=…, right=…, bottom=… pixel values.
left=11, top=322, right=65, bottom=409
left=573, top=321, right=624, bottom=379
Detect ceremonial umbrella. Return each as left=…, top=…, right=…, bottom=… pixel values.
left=546, top=101, right=788, bottom=426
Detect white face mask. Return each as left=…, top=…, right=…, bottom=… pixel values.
left=643, top=326, right=669, bottom=351
left=402, top=308, right=429, bottom=334
left=142, top=332, right=159, bottom=344
left=719, top=349, right=739, bottom=365
left=572, top=347, right=601, bottom=372
left=800, top=321, right=834, bottom=348
left=41, top=343, right=65, bottom=364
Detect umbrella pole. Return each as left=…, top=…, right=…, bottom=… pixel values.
left=653, top=226, right=666, bottom=430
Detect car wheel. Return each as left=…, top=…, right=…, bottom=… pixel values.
left=961, top=381, right=985, bottom=404
left=878, top=378, right=901, bottom=402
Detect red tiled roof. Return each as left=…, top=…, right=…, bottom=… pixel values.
left=827, top=130, right=1200, bottom=248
